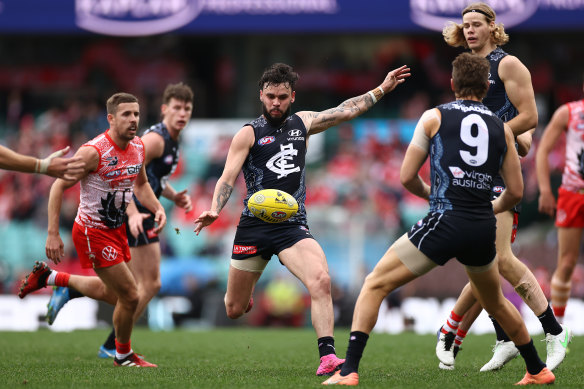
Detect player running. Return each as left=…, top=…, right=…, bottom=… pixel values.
left=44, top=83, right=194, bottom=359
left=18, top=93, right=166, bottom=367
left=194, top=62, right=410, bottom=376
left=323, top=52, right=554, bottom=386
left=536, top=78, right=584, bottom=326
left=435, top=1, right=569, bottom=372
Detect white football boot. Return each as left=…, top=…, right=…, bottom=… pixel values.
left=479, top=340, right=519, bottom=372
left=436, top=329, right=455, bottom=366
left=545, top=324, right=572, bottom=371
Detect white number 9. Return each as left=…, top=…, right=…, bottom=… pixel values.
left=459, top=113, right=489, bottom=166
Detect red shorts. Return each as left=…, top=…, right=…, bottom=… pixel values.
left=555, top=187, right=584, bottom=228
left=72, top=222, right=131, bottom=269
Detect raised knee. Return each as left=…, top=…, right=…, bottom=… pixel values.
left=224, top=297, right=245, bottom=319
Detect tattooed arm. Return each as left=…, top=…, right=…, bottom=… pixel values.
left=297, top=65, right=411, bottom=135
left=194, top=126, right=255, bottom=235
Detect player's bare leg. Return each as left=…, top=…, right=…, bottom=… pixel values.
left=323, top=245, right=421, bottom=385
left=94, top=263, right=139, bottom=344
left=466, top=264, right=553, bottom=384
left=551, top=227, right=582, bottom=321
left=128, top=242, right=162, bottom=320
left=279, top=238, right=344, bottom=376
left=224, top=264, right=261, bottom=319
left=66, top=275, right=118, bottom=305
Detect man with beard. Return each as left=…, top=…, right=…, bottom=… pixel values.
left=44, top=83, right=194, bottom=360
left=18, top=92, right=166, bottom=367
left=194, top=62, right=410, bottom=376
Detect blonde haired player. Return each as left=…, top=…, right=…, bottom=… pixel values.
left=435, top=2, right=570, bottom=372
left=324, top=53, right=553, bottom=386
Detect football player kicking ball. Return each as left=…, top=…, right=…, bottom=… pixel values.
left=323, top=53, right=554, bottom=386
left=195, top=62, right=410, bottom=376
left=43, top=83, right=194, bottom=359
left=18, top=93, right=166, bottom=368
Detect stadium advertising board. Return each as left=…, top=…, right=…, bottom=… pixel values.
left=0, top=0, right=582, bottom=35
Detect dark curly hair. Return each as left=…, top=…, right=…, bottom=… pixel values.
left=258, top=63, right=299, bottom=90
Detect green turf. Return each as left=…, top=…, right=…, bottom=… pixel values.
left=0, top=328, right=579, bottom=388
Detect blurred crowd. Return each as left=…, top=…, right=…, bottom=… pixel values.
left=1, top=32, right=583, bottom=326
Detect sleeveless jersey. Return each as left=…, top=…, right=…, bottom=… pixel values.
left=561, top=99, right=584, bottom=191
left=134, top=123, right=179, bottom=213
left=430, top=100, right=507, bottom=217
left=75, top=131, right=145, bottom=229
left=483, top=47, right=518, bottom=122
left=240, top=114, right=307, bottom=225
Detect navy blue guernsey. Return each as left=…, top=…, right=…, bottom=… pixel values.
left=240, top=114, right=307, bottom=226
left=430, top=100, right=507, bottom=218
left=134, top=123, right=179, bottom=213
left=483, top=47, right=518, bottom=122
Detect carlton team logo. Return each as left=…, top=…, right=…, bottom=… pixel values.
left=102, top=246, right=119, bottom=262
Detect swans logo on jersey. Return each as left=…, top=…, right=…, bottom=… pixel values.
left=449, top=166, right=465, bottom=178
left=75, top=0, right=204, bottom=37
left=266, top=143, right=300, bottom=178
left=493, top=186, right=504, bottom=193
left=410, top=0, right=538, bottom=32
left=102, top=246, right=118, bottom=262
left=258, top=136, right=275, bottom=146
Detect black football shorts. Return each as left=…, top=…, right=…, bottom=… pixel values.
left=232, top=222, right=314, bottom=261
left=407, top=211, right=496, bottom=267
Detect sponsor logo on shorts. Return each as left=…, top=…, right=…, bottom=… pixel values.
left=233, top=245, right=258, bottom=255
left=258, top=136, right=275, bottom=146
left=299, top=226, right=309, bottom=231
left=164, top=155, right=174, bottom=164
left=492, top=186, right=504, bottom=193
left=147, top=228, right=158, bottom=239
left=102, top=246, right=119, bottom=261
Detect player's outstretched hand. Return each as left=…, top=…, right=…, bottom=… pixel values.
left=128, top=212, right=151, bottom=238
left=46, top=233, right=65, bottom=265
left=43, top=146, right=86, bottom=181
left=153, top=209, right=166, bottom=234
left=194, top=211, right=219, bottom=235
left=174, top=189, right=192, bottom=212
left=380, top=65, right=411, bottom=94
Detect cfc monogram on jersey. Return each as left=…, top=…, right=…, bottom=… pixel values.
left=240, top=115, right=307, bottom=225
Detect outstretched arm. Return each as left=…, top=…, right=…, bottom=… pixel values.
left=536, top=104, right=569, bottom=217
left=194, top=126, right=254, bottom=235
left=0, top=145, right=85, bottom=180
left=297, top=65, right=411, bottom=135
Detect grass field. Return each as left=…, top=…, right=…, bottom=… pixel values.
left=0, top=328, right=579, bottom=388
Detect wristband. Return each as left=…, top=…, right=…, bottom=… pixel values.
left=368, top=91, right=377, bottom=104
